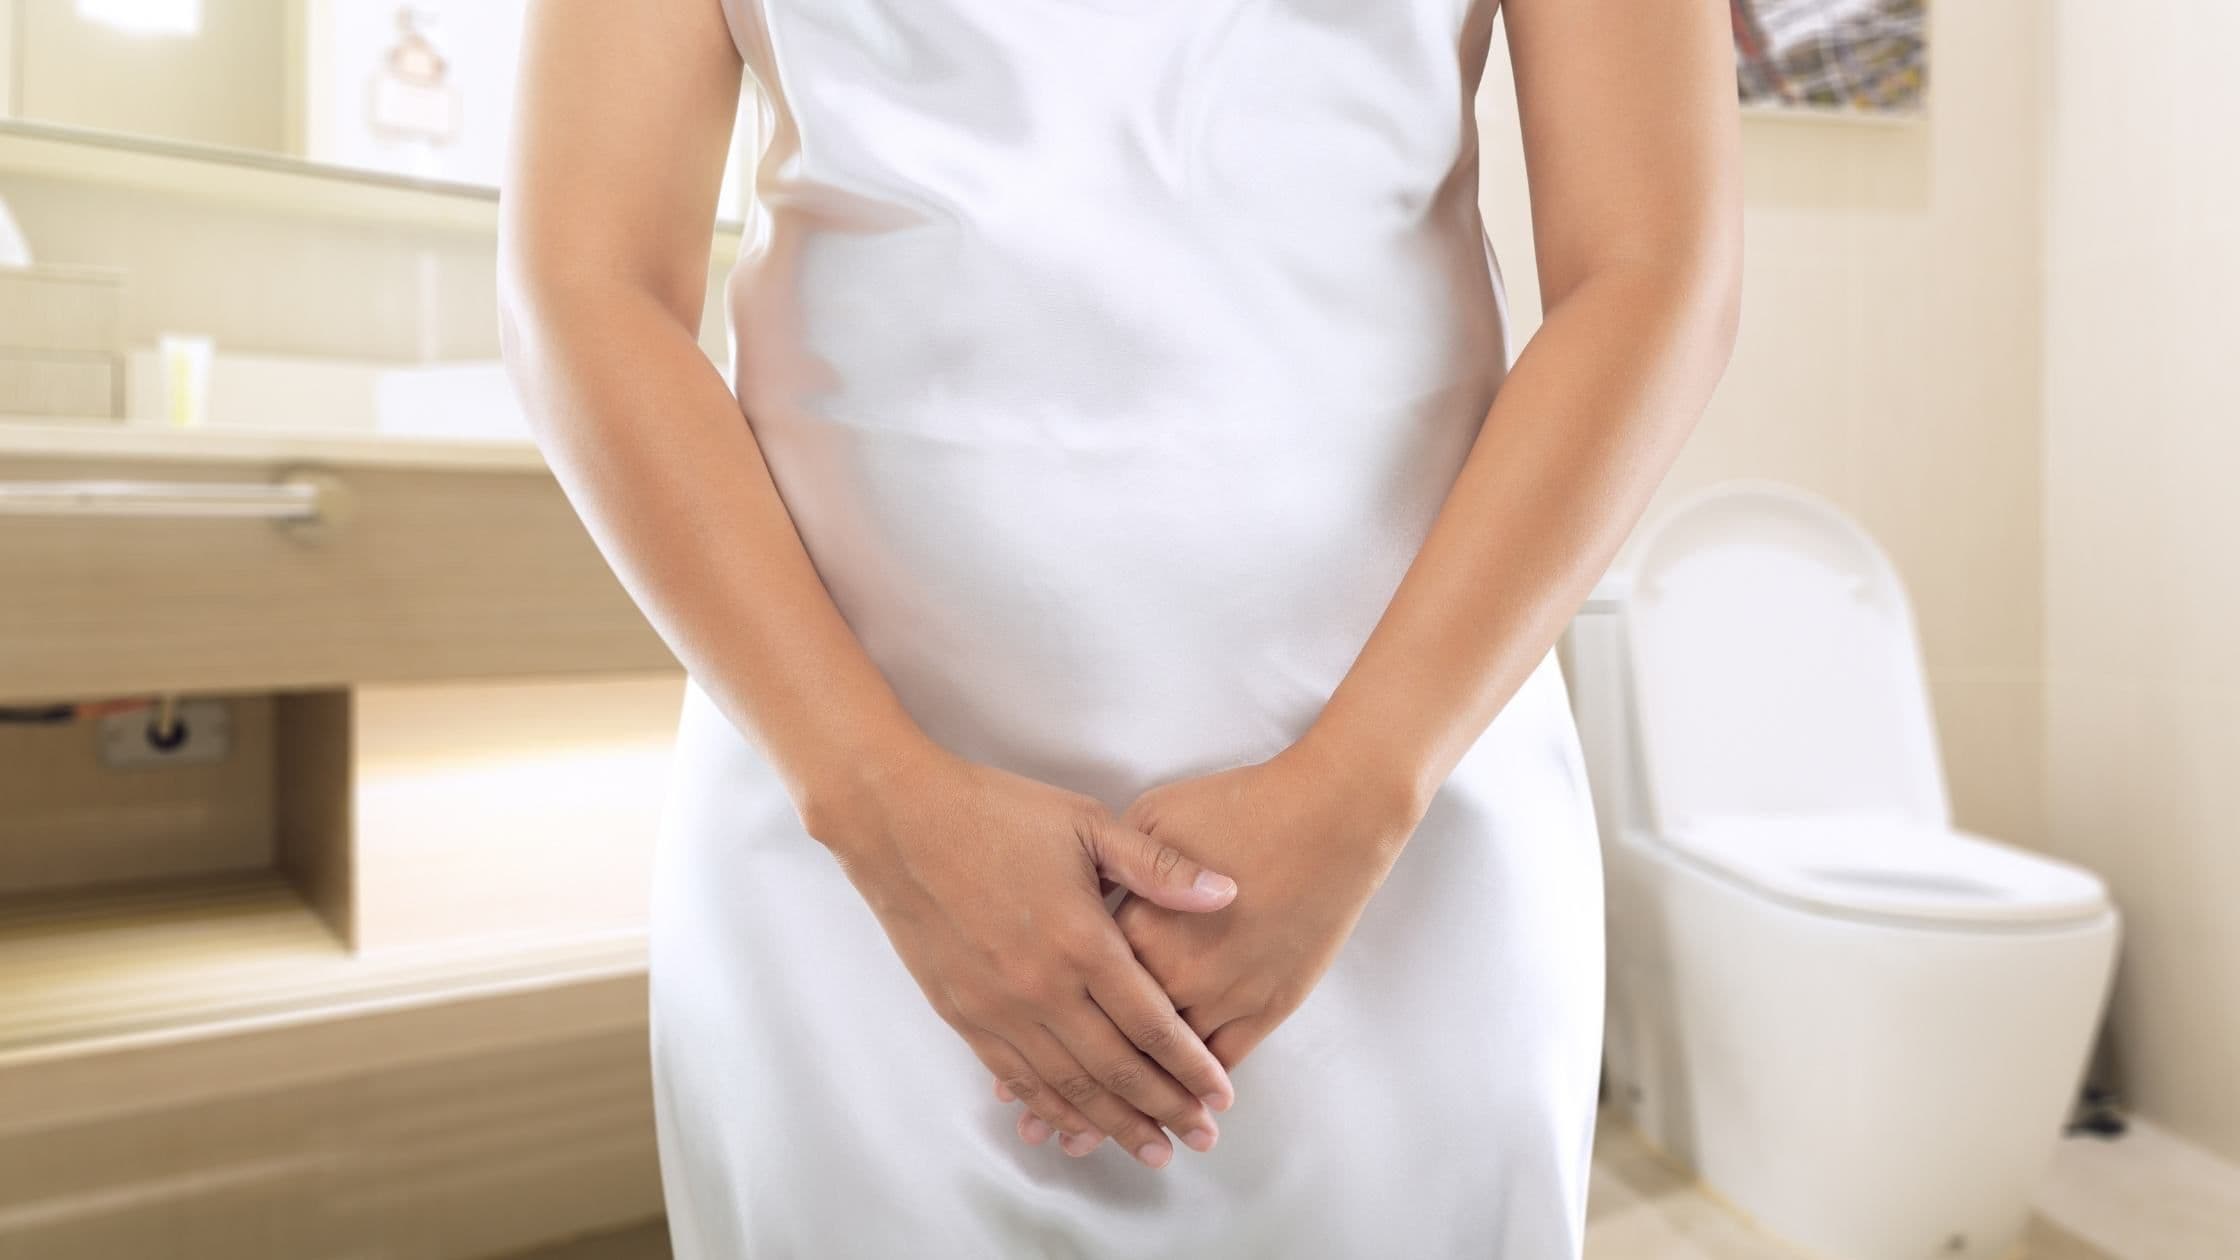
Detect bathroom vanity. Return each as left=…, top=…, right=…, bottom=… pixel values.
left=0, top=419, right=689, bottom=1260
left=0, top=104, right=740, bottom=1257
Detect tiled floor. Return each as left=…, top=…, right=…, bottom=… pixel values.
left=509, top=1109, right=2238, bottom=1259
left=1582, top=1112, right=2109, bottom=1259
left=2033, top=1116, right=2240, bottom=1259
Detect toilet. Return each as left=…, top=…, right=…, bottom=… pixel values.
left=1563, top=479, right=2121, bottom=1260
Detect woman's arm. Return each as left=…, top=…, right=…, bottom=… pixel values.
left=498, top=0, right=1240, bottom=1170
left=1297, top=0, right=1744, bottom=815
left=1078, top=0, right=1742, bottom=1076
left=498, top=0, right=909, bottom=823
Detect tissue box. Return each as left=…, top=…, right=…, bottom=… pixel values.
left=0, top=263, right=126, bottom=418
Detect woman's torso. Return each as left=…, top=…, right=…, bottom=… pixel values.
left=712, top=0, right=1513, bottom=803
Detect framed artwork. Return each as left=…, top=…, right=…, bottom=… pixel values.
left=1733, top=0, right=1929, bottom=118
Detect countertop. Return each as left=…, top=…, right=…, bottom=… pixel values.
left=0, top=417, right=549, bottom=473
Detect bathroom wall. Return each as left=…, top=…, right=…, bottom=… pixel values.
left=1476, top=0, right=2049, bottom=850
left=0, top=175, right=517, bottom=362
left=14, top=0, right=291, bottom=154
left=2040, top=0, right=2240, bottom=1164
left=0, top=179, right=736, bottom=420
left=0, top=3, right=15, bottom=116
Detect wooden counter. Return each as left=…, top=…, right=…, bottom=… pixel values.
left=0, top=418, right=675, bottom=703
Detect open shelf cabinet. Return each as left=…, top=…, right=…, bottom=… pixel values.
left=0, top=674, right=676, bottom=1067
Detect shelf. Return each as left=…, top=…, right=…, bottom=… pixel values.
left=0, top=119, right=745, bottom=262
left=0, top=676, right=673, bottom=1065
left=0, top=415, right=547, bottom=472
left=0, top=870, right=645, bottom=1067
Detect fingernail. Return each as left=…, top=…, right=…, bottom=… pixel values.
left=1062, top=1129, right=1102, bottom=1157
left=1020, top=1116, right=1052, bottom=1144
left=1194, top=870, right=1237, bottom=899
left=1200, top=1092, right=1231, bottom=1113
left=1136, top=1141, right=1173, bottom=1169
left=1181, top=1127, right=1216, bottom=1153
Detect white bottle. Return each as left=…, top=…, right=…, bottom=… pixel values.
left=366, top=5, right=460, bottom=179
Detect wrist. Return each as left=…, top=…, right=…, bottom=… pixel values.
left=1283, top=716, right=1438, bottom=850
left=790, top=723, right=955, bottom=853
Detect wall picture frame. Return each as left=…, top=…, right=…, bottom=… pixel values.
left=1734, top=0, right=1929, bottom=121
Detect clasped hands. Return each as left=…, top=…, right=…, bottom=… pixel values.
left=808, top=729, right=1427, bottom=1172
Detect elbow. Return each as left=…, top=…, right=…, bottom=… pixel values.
left=494, top=297, right=556, bottom=454
left=495, top=286, right=528, bottom=381
left=1692, top=267, right=1742, bottom=388
left=1698, top=228, right=1744, bottom=370
left=1636, top=230, right=1743, bottom=386
left=494, top=250, right=579, bottom=450
left=493, top=231, right=599, bottom=375
left=1544, top=219, right=1743, bottom=367
left=493, top=264, right=539, bottom=411
left=1684, top=193, right=1746, bottom=370
left=494, top=246, right=538, bottom=384
left=1643, top=214, right=1743, bottom=375
left=494, top=247, right=551, bottom=380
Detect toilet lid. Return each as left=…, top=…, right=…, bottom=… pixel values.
left=1665, top=813, right=2112, bottom=927
left=1621, top=481, right=1953, bottom=828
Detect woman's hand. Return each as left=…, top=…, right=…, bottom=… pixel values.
left=991, top=732, right=1427, bottom=1139
left=807, top=738, right=1242, bottom=1169
left=1110, top=737, right=1425, bottom=1069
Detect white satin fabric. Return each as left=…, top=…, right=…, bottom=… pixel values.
left=650, top=1, right=1606, bottom=1255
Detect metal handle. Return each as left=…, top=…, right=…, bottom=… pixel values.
left=0, top=469, right=353, bottom=538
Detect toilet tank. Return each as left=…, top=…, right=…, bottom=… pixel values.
left=1613, top=481, right=1951, bottom=832
left=1564, top=575, right=1647, bottom=855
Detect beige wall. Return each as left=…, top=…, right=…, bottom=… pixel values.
left=1, top=2, right=16, bottom=117
left=1478, top=1, right=2049, bottom=849
left=16, top=0, right=290, bottom=154
left=0, top=174, right=515, bottom=361
left=2042, top=1, right=2240, bottom=1163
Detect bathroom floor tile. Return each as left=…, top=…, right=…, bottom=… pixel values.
left=1582, top=1110, right=2120, bottom=1260
left=2019, top=1215, right=2124, bottom=1260
left=2035, top=1118, right=2240, bottom=1260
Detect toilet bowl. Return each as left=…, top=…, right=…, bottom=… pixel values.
left=1563, top=479, right=2120, bottom=1260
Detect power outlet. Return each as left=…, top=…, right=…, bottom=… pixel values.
left=99, top=699, right=233, bottom=769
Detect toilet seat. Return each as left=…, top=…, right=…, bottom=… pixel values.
left=1663, top=813, right=2111, bottom=928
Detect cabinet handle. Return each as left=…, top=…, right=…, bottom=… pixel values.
left=0, top=470, right=351, bottom=536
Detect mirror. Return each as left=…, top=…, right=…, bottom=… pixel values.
left=0, top=0, right=756, bottom=226
left=0, top=0, right=754, bottom=442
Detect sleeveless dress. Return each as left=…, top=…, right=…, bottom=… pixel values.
left=648, top=1, right=1607, bottom=1255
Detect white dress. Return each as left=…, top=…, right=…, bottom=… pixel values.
left=650, top=1, right=1607, bottom=1255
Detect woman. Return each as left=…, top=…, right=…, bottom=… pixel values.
left=499, top=0, right=1739, bottom=1255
